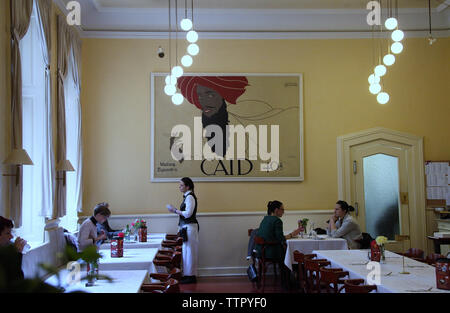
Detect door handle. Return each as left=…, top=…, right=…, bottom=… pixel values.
left=354, top=202, right=359, bottom=217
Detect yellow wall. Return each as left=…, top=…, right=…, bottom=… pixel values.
left=81, top=37, right=450, bottom=216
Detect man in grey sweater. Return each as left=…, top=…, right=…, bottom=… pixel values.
left=77, top=204, right=111, bottom=252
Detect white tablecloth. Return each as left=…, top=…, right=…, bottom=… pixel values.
left=313, top=249, right=450, bottom=293
left=45, top=269, right=148, bottom=293
left=99, top=233, right=165, bottom=250
left=284, top=236, right=348, bottom=270
left=98, top=248, right=158, bottom=275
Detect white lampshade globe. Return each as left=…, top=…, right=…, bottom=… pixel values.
left=374, top=64, right=387, bottom=77
left=164, top=84, right=176, bottom=96
left=377, top=92, right=390, bottom=104
left=383, top=54, right=396, bottom=66
left=180, top=18, right=193, bottom=31
left=172, top=66, right=184, bottom=78
left=391, top=29, right=404, bottom=42
left=172, top=93, right=184, bottom=105
left=165, top=75, right=177, bottom=86
left=368, top=74, right=380, bottom=85
left=385, top=17, right=398, bottom=30
left=369, top=83, right=382, bottom=95
left=186, top=30, right=198, bottom=43
left=391, top=42, right=403, bottom=54
left=187, top=44, right=199, bottom=56
left=181, top=55, right=193, bottom=67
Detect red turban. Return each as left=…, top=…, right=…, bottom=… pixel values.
left=177, top=76, right=249, bottom=110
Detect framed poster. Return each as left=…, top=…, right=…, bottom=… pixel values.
left=151, top=73, right=303, bottom=182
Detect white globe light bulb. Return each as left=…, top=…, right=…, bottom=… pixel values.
left=172, top=66, right=184, bottom=78
left=186, top=30, right=198, bottom=43
left=181, top=55, right=193, bottom=67
left=368, top=74, right=380, bottom=85
left=383, top=54, right=396, bottom=66
left=374, top=64, right=387, bottom=77
left=187, top=43, right=199, bottom=56
left=385, top=17, right=398, bottom=30
left=165, top=75, right=177, bottom=86
left=369, top=83, right=382, bottom=95
left=391, top=29, right=404, bottom=42
left=172, top=93, right=184, bottom=105
left=391, top=42, right=403, bottom=54
left=180, top=18, right=193, bottom=31
left=164, top=84, right=176, bottom=96
left=377, top=92, right=390, bottom=104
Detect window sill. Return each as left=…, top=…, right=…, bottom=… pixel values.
left=26, top=241, right=49, bottom=252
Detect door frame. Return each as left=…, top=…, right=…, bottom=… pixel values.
left=337, top=127, right=426, bottom=250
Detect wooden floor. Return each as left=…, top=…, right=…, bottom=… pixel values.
left=179, top=275, right=287, bottom=293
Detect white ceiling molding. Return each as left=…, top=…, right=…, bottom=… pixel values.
left=54, top=0, right=450, bottom=39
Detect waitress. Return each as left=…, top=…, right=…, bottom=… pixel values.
left=166, top=177, right=199, bottom=284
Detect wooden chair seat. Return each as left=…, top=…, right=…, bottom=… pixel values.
left=150, top=268, right=182, bottom=282
left=343, top=279, right=377, bottom=293
left=141, top=278, right=180, bottom=293
left=425, top=253, right=445, bottom=265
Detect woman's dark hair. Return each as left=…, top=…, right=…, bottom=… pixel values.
left=336, top=200, right=355, bottom=214
left=94, top=203, right=111, bottom=217
left=0, top=216, right=14, bottom=234
left=267, top=200, right=283, bottom=215
left=181, top=177, right=194, bottom=191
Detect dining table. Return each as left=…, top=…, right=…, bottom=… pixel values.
left=97, top=247, right=159, bottom=274
left=99, top=233, right=166, bottom=250
left=313, top=249, right=450, bottom=293
left=45, top=269, right=149, bottom=293
left=284, top=235, right=348, bottom=271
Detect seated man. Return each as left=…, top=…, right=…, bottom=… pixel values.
left=95, top=202, right=120, bottom=245
left=0, top=216, right=27, bottom=285
left=77, top=203, right=110, bottom=251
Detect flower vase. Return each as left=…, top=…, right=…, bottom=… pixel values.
left=380, top=245, right=386, bottom=263
left=138, top=227, right=147, bottom=242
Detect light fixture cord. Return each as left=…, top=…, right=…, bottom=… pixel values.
left=185, top=0, right=187, bottom=19
left=169, top=0, right=171, bottom=72
left=192, top=0, right=194, bottom=27
left=175, top=0, right=178, bottom=66
left=428, top=0, right=432, bottom=35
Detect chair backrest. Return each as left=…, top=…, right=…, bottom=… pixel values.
left=405, top=248, right=424, bottom=259
left=293, top=250, right=316, bottom=263
left=164, top=278, right=180, bottom=293
left=344, top=279, right=377, bottom=293
left=304, top=259, right=331, bottom=271
left=357, top=232, right=374, bottom=249
left=248, top=229, right=254, bottom=237
left=168, top=268, right=182, bottom=280
left=319, top=268, right=349, bottom=284
left=426, top=253, right=445, bottom=265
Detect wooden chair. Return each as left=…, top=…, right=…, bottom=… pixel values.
left=150, top=267, right=182, bottom=282
left=165, top=234, right=180, bottom=240
left=319, top=268, right=349, bottom=293
left=343, top=279, right=377, bottom=293
left=401, top=248, right=425, bottom=259
left=161, top=237, right=183, bottom=249
left=425, top=253, right=446, bottom=266
left=141, top=278, right=180, bottom=293
left=254, top=236, right=281, bottom=293
left=293, top=250, right=316, bottom=293
left=153, top=251, right=182, bottom=270
left=304, top=259, right=331, bottom=293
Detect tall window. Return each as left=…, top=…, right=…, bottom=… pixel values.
left=18, top=3, right=47, bottom=244
left=59, top=58, right=80, bottom=232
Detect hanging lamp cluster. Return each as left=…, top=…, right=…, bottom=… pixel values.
left=368, top=0, right=404, bottom=105
left=164, top=0, right=200, bottom=105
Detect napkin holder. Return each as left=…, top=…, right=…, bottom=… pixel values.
left=435, top=258, right=450, bottom=290
left=370, top=240, right=381, bottom=262
left=111, top=236, right=124, bottom=258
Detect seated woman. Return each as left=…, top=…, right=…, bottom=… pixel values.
left=95, top=202, right=120, bottom=244
left=255, top=201, right=301, bottom=289
left=0, top=216, right=27, bottom=283
left=77, top=203, right=110, bottom=251
left=326, top=200, right=362, bottom=249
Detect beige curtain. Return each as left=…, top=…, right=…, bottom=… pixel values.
left=9, top=0, right=33, bottom=227
left=68, top=30, right=83, bottom=213
left=55, top=15, right=69, bottom=218
left=35, top=0, right=54, bottom=217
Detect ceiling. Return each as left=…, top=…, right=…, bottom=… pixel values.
left=93, top=0, right=443, bottom=10
left=56, top=0, right=450, bottom=38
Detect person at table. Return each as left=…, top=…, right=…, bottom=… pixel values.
left=255, top=201, right=301, bottom=290
left=95, top=202, right=121, bottom=244
left=326, top=200, right=362, bottom=249
left=166, top=177, right=199, bottom=284
left=77, top=203, right=110, bottom=251
left=0, top=216, right=27, bottom=283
